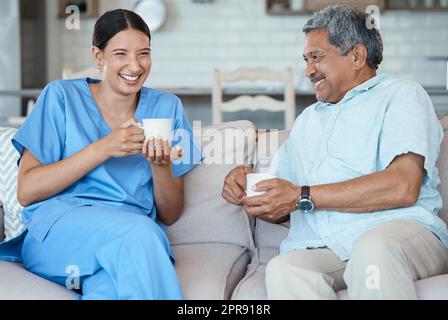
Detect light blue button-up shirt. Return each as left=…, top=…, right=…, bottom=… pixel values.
left=269, top=74, right=448, bottom=261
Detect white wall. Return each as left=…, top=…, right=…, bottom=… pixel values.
left=0, top=0, right=21, bottom=117
left=46, top=0, right=63, bottom=82
left=55, top=0, right=448, bottom=89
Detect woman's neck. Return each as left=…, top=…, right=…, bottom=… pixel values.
left=92, top=81, right=139, bottom=118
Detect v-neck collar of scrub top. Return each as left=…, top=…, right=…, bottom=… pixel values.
left=84, top=77, right=149, bottom=134
left=314, top=74, right=386, bottom=112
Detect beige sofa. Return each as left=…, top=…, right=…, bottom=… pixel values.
left=1, top=119, right=448, bottom=300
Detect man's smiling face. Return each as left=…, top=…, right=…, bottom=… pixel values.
left=303, top=28, right=355, bottom=103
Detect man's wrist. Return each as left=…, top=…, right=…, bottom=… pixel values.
left=296, top=185, right=315, bottom=213
left=291, top=185, right=302, bottom=212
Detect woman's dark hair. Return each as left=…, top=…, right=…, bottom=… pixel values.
left=92, top=9, right=151, bottom=50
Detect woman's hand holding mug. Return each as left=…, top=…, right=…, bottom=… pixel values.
left=97, top=118, right=145, bottom=158
left=143, top=138, right=183, bottom=166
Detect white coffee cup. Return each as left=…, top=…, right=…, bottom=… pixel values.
left=246, top=173, right=276, bottom=197
left=140, top=118, right=173, bottom=143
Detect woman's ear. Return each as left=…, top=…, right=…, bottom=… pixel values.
left=351, top=44, right=368, bottom=70
left=92, top=46, right=103, bottom=69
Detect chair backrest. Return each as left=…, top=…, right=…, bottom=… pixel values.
left=62, top=67, right=100, bottom=80
left=212, top=67, right=296, bottom=130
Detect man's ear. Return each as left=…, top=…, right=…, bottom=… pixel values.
left=351, top=44, right=368, bottom=70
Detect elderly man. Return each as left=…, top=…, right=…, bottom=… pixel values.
left=222, top=5, right=448, bottom=300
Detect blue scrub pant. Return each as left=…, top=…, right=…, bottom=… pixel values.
left=20, top=205, right=183, bottom=300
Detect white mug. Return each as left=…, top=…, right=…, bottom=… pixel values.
left=140, top=118, right=173, bottom=143
left=246, top=173, right=276, bottom=197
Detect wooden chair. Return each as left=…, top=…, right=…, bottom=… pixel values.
left=212, top=67, right=296, bottom=130
left=62, top=67, right=100, bottom=80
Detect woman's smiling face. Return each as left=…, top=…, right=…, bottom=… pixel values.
left=93, top=28, right=151, bottom=96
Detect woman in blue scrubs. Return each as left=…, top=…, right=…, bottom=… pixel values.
left=0, top=9, right=202, bottom=299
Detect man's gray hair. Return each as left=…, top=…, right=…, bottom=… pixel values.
left=303, top=5, right=383, bottom=70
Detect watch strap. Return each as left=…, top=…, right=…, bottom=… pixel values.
left=301, top=186, right=310, bottom=199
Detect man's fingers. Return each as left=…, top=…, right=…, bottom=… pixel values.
left=222, top=189, right=243, bottom=206
left=243, top=195, right=265, bottom=207
left=243, top=204, right=266, bottom=217
left=223, top=180, right=244, bottom=200
left=253, top=178, right=277, bottom=192
left=233, top=166, right=250, bottom=189
left=234, top=173, right=247, bottom=190
left=226, top=180, right=246, bottom=200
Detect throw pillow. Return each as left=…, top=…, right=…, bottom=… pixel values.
left=0, top=128, right=25, bottom=241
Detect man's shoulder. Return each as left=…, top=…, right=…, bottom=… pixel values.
left=300, top=102, right=319, bottom=117
left=377, top=75, right=426, bottom=94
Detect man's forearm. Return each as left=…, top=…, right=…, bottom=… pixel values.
left=311, top=170, right=420, bottom=213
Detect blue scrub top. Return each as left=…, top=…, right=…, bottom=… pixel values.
left=11, top=78, right=202, bottom=245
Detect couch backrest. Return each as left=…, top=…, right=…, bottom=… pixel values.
left=167, top=120, right=257, bottom=251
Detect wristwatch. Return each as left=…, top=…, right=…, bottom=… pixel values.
left=296, top=186, right=314, bottom=213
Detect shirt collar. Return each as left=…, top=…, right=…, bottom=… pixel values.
left=314, top=73, right=387, bottom=111
left=350, top=73, right=386, bottom=93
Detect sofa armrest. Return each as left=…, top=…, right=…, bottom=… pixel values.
left=0, top=205, right=5, bottom=242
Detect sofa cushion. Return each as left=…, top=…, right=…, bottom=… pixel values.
left=173, top=243, right=250, bottom=300
left=167, top=121, right=257, bottom=250
left=231, top=247, right=278, bottom=300
left=0, top=262, right=77, bottom=300
left=255, top=219, right=290, bottom=249
left=0, top=128, right=25, bottom=241
left=0, top=243, right=251, bottom=300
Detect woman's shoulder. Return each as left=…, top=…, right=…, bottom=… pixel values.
left=143, top=87, right=181, bottom=105
left=42, top=78, right=89, bottom=95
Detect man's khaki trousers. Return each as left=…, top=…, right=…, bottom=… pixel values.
left=265, top=220, right=448, bottom=299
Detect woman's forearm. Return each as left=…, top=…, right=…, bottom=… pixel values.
left=151, top=165, right=184, bottom=226
left=18, top=141, right=110, bottom=207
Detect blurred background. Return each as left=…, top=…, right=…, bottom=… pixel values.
left=1, top=0, right=448, bottom=130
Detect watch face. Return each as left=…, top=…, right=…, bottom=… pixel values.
left=298, top=199, right=314, bottom=212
